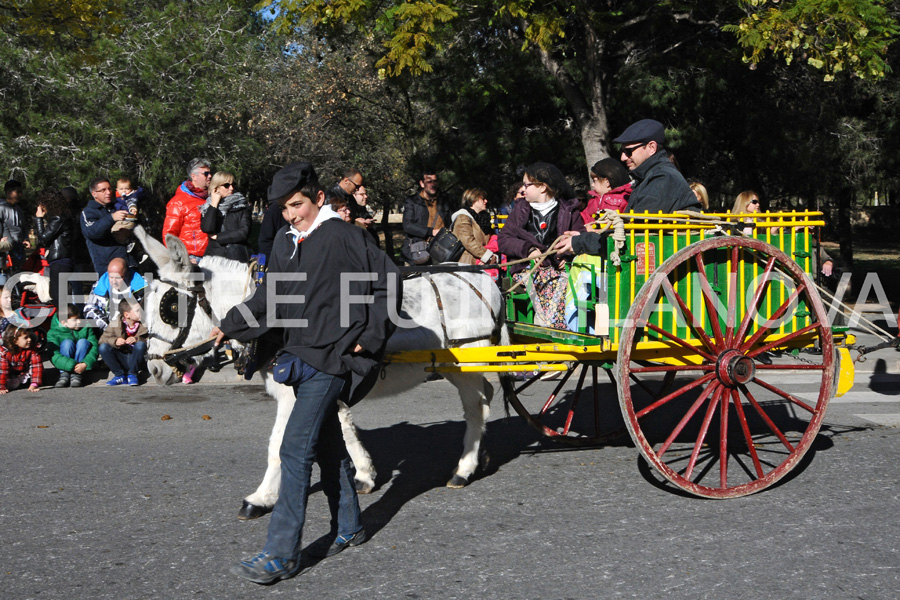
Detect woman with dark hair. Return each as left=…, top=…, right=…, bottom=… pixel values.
left=498, top=162, right=585, bottom=329
left=33, top=188, right=76, bottom=309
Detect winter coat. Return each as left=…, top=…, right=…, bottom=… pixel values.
left=163, top=182, right=209, bottom=257
left=99, top=319, right=149, bottom=347
left=0, top=200, right=26, bottom=247
left=219, top=218, right=400, bottom=403
left=200, top=195, right=252, bottom=262
left=80, top=199, right=129, bottom=274
left=498, top=198, right=586, bottom=274
left=581, top=183, right=633, bottom=222
left=626, top=150, right=700, bottom=214
left=401, top=194, right=453, bottom=263
left=450, top=209, right=494, bottom=266
left=46, top=315, right=100, bottom=372
left=34, top=214, right=75, bottom=262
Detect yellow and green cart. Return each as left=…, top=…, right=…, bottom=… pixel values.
left=389, top=211, right=855, bottom=498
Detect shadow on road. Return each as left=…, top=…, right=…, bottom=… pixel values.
left=309, top=415, right=541, bottom=540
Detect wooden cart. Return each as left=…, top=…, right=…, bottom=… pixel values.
left=388, top=211, right=856, bottom=498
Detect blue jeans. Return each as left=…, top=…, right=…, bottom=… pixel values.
left=60, top=338, right=93, bottom=369
left=263, top=369, right=361, bottom=560
left=99, top=342, right=147, bottom=376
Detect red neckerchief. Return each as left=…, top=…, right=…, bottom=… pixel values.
left=185, top=181, right=209, bottom=200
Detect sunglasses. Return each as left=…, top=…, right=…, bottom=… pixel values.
left=221, top=182, right=234, bottom=189
left=749, top=199, right=759, bottom=205
left=621, top=142, right=649, bottom=158
left=200, top=171, right=212, bottom=177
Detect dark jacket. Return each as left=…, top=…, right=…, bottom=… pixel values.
left=34, top=214, right=75, bottom=263
left=0, top=200, right=26, bottom=247
left=400, top=193, right=453, bottom=263
left=220, top=218, right=400, bottom=400
left=200, top=202, right=252, bottom=263
left=46, top=315, right=100, bottom=372
left=257, top=201, right=289, bottom=260
left=626, top=149, right=701, bottom=214
left=80, top=199, right=129, bottom=274
left=498, top=198, right=586, bottom=273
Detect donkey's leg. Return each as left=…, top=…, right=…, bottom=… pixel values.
left=238, top=378, right=295, bottom=520
left=337, top=400, right=376, bottom=494
left=444, top=373, right=494, bottom=488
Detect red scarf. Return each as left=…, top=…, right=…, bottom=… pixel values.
left=185, top=181, right=208, bottom=200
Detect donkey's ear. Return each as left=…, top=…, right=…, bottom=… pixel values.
left=133, top=225, right=171, bottom=270
left=165, top=234, right=192, bottom=273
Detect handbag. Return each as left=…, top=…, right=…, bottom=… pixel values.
left=408, top=240, right=431, bottom=265
left=407, top=211, right=439, bottom=265
left=272, top=352, right=316, bottom=386
left=428, top=228, right=465, bottom=263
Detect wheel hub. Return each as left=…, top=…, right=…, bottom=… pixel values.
left=716, top=349, right=756, bottom=387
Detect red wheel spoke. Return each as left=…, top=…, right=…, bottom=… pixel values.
left=719, top=384, right=729, bottom=489
left=746, top=323, right=821, bottom=358
left=694, top=253, right=726, bottom=348
left=731, top=389, right=764, bottom=478
left=733, top=256, right=776, bottom=345
left=724, top=245, right=739, bottom=346
left=658, top=381, right=720, bottom=458
left=539, top=367, right=577, bottom=416
left=739, top=283, right=806, bottom=352
left=635, top=372, right=717, bottom=419
left=740, top=385, right=795, bottom=451
left=752, top=377, right=816, bottom=413
left=630, top=364, right=715, bottom=373
left=644, top=322, right=717, bottom=362
left=560, top=366, right=589, bottom=435
left=660, top=277, right=719, bottom=354
left=684, top=386, right=724, bottom=479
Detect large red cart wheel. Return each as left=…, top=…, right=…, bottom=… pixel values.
left=616, top=236, right=834, bottom=498
left=501, top=365, right=627, bottom=446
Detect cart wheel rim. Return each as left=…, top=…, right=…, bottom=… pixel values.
left=616, top=236, right=834, bottom=498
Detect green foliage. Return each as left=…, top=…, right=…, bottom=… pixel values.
left=725, top=0, right=899, bottom=80
left=0, top=0, right=125, bottom=53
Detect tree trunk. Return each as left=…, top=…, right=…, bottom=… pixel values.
left=837, top=186, right=855, bottom=294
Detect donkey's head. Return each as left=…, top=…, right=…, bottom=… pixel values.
left=134, top=226, right=217, bottom=385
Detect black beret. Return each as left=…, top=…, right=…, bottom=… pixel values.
left=612, top=119, right=665, bottom=145
left=524, top=161, right=575, bottom=200
left=267, top=161, right=319, bottom=203
left=590, top=158, right=632, bottom=190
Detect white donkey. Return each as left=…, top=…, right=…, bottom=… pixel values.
left=127, top=226, right=504, bottom=519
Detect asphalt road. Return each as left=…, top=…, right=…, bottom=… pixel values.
left=1, top=353, right=899, bottom=600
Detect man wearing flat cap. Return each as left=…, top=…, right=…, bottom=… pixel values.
left=613, top=119, right=699, bottom=214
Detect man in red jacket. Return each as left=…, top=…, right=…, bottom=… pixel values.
left=162, top=158, right=212, bottom=260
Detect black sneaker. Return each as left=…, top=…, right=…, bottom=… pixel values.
left=70, top=373, right=83, bottom=388
left=230, top=551, right=302, bottom=585
left=307, top=529, right=367, bottom=559
left=54, top=371, right=70, bottom=388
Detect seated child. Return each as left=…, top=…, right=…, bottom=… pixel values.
left=47, top=304, right=99, bottom=388
left=112, top=177, right=142, bottom=244
left=0, top=325, right=43, bottom=394
left=98, top=299, right=148, bottom=386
